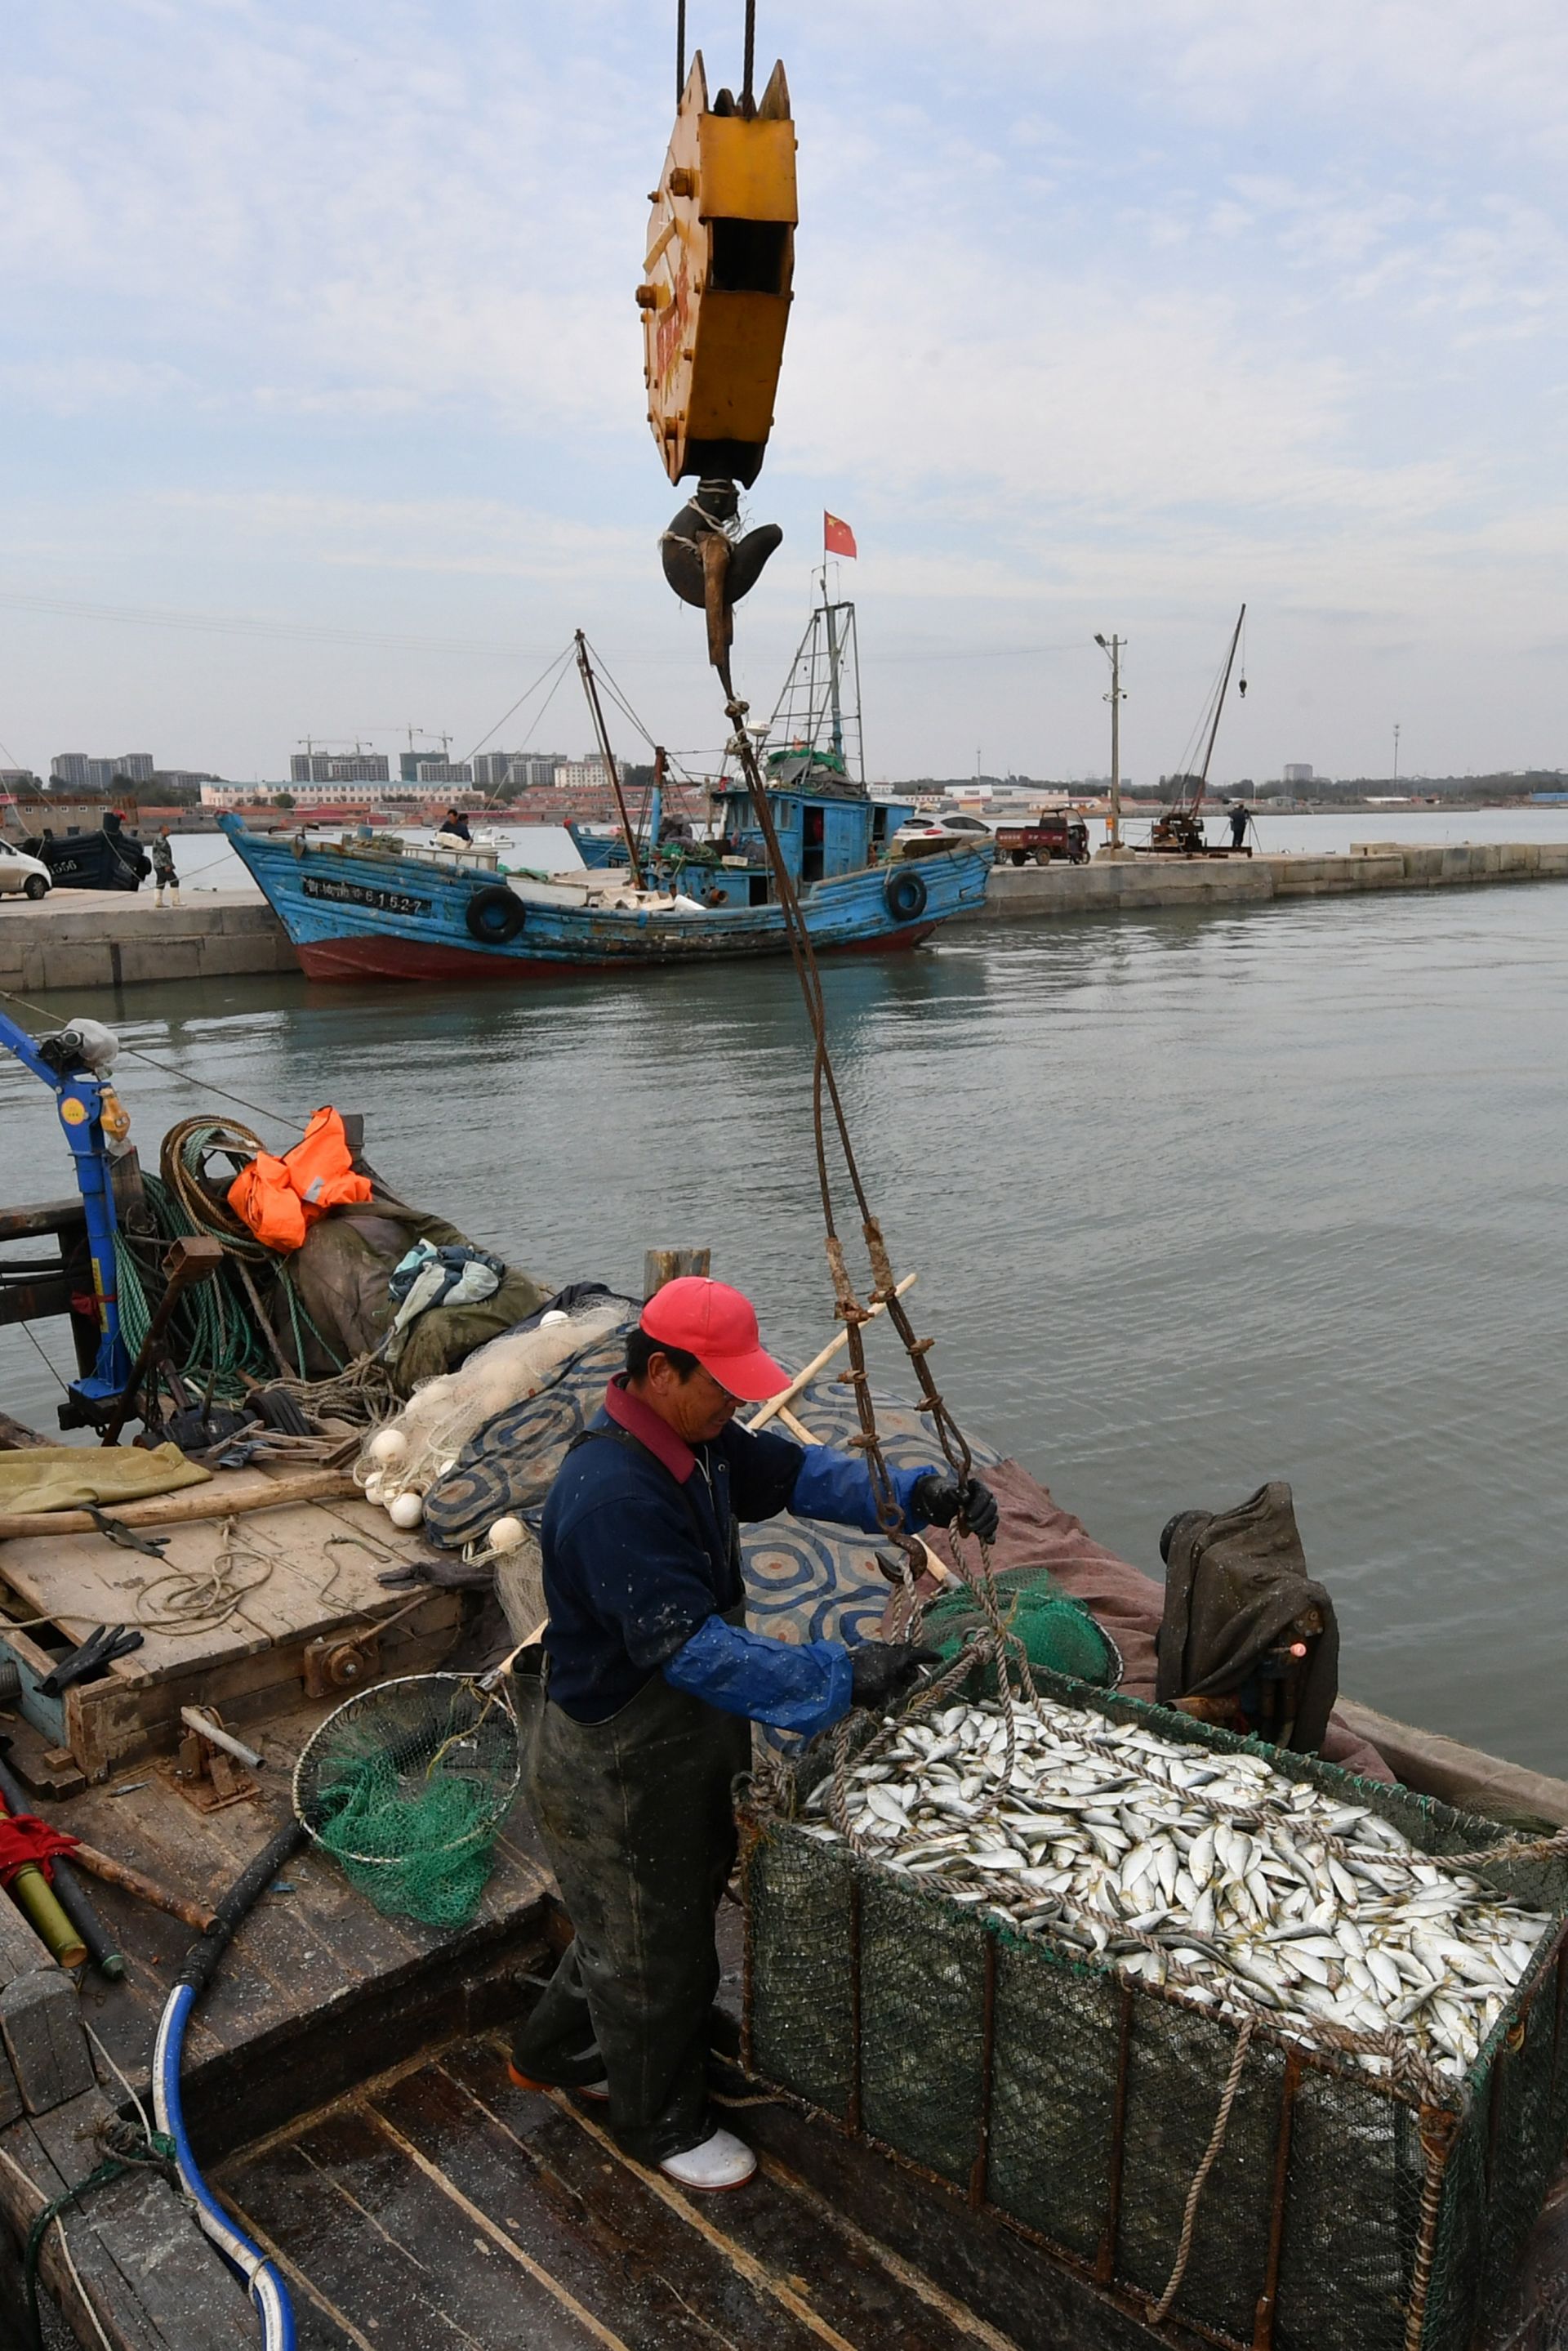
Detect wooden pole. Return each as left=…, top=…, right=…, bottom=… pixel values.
left=643, top=1247, right=710, bottom=1300
left=65, top=1841, right=216, bottom=1934
left=0, top=1464, right=358, bottom=1543
left=746, top=1273, right=918, bottom=1431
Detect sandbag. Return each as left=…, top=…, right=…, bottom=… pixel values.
left=1155, top=1479, right=1339, bottom=1754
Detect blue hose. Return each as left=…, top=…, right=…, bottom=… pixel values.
left=151, top=1821, right=305, bottom=2351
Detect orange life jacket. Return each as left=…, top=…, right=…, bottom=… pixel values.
left=227, top=1106, right=372, bottom=1254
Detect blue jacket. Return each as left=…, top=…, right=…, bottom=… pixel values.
left=541, top=1377, right=934, bottom=1735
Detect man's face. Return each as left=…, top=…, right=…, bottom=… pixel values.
left=638, top=1352, right=740, bottom=1443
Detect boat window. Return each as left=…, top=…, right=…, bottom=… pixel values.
left=709, top=219, right=791, bottom=297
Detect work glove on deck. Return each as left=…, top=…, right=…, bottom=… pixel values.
left=848, top=1641, right=942, bottom=1715
left=911, top=1472, right=1000, bottom=1546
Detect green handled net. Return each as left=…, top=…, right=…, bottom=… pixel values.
left=293, top=1671, right=523, bottom=1928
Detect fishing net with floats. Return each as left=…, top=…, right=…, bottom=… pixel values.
left=293, top=1672, right=522, bottom=1928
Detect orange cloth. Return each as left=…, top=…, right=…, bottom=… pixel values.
left=227, top=1106, right=372, bottom=1253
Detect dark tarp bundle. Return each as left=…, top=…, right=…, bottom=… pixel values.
left=1155, top=1479, right=1340, bottom=1755
left=278, top=1197, right=551, bottom=1392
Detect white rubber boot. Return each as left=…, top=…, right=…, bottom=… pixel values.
left=659, top=2126, right=757, bottom=2191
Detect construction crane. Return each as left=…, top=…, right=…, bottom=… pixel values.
left=1147, top=604, right=1249, bottom=856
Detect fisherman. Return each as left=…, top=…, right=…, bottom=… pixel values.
left=1228, top=802, right=1249, bottom=851
left=439, top=807, right=473, bottom=844
left=510, top=1275, right=999, bottom=2192
left=151, top=827, right=180, bottom=907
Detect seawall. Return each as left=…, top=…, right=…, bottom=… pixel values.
left=979, top=838, right=1568, bottom=921
left=4, top=843, right=1568, bottom=998
left=0, top=890, right=293, bottom=995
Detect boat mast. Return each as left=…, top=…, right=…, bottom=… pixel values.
left=575, top=631, right=644, bottom=888
left=822, top=567, right=844, bottom=762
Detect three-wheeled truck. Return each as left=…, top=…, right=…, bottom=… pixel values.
left=991, top=811, right=1091, bottom=866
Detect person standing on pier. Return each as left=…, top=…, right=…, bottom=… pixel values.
left=510, top=1276, right=999, bottom=2193
left=151, top=828, right=180, bottom=907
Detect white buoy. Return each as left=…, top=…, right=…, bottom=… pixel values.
left=388, top=1491, right=425, bottom=1528
left=439, top=1458, right=458, bottom=1478
left=487, top=1515, right=525, bottom=1554
left=363, top=1471, right=387, bottom=1506
left=368, top=1427, right=408, bottom=1470
left=541, top=1310, right=569, bottom=1326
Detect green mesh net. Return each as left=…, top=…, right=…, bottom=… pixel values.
left=294, top=1674, right=522, bottom=1928
left=921, top=1568, right=1121, bottom=1691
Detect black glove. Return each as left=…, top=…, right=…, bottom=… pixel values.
left=911, top=1472, right=1000, bottom=1545
left=849, top=1641, right=942, bottom=1715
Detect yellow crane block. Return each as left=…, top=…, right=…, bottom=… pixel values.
left=639, top=52, right=796, bottom=488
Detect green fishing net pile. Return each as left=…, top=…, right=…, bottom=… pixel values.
left=297, top=1677, right=521, bottom=1929
left=922, top=1566, right=1121, bottom=1693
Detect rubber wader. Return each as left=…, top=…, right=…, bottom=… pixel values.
left=511, top=1425, right=751, bottom=2164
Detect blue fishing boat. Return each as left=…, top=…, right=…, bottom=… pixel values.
left=218, top=792, right=988, bottom=981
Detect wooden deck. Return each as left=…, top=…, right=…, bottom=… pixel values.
left=215, top=2031, right=1022, bottom=2351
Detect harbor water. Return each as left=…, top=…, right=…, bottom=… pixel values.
left=2, top=811, right=1566, bottom=1776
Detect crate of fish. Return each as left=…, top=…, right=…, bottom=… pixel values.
left=737, top=1671, right=1568, bottom=2351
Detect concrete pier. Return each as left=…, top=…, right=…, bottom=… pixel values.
left=980, top=837, right=1568, bottom=921
left=2, top=841, right=1567, bottom=998
left=0, top=890, right=292, bottom=994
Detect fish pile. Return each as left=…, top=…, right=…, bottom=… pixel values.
left=800, top=1696, right=1552, bottom=2081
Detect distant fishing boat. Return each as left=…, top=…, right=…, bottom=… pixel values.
left=218, top=805, right=983, bottom=980
left=223, top=621, right=987, bottom=982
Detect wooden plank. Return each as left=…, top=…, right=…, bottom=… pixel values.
left=397, top=2053, right=866, bottom=2351
left=1336, top=1696, right=1568, bottom=1827
left=0, top=1199, right=85, bottom=1243
left=224, top=2115, right=606, bottom=2350
left=0, top=1411, right=51, bottom=1451
left=63, top=1591, right=461, bottom=1778
left=0, top=2083, right=244, bottom=2351
left=0, top=1969, right=93, bottom=2113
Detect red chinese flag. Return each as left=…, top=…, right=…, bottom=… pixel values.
left=824, top=511, right=858, bottom=560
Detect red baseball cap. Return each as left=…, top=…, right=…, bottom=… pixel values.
left=639, top=1277, right=789, bottom=1402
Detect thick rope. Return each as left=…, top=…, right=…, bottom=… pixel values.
left=709, top=578, right=1022, bottom=1747
left=1146, top=2015, right=1256, bottom=2323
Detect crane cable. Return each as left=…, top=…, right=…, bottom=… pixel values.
left=703, top=550, right=1027, bottom=1768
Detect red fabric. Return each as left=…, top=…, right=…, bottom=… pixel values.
left=823, top=511, right=858, bottom=559
left=0, top=1813, right=79, bottom=1887
left=884, top=1457, right=1394, bottom=1783
left=227, top=1105, right=372, bottom=1254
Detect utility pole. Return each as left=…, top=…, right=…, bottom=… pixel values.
left=1094, top=634, right=1125, bottom=851
left=1393, top=723, right=1401, bottom=785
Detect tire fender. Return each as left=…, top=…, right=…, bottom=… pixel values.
left=884, top=866, right=929, bottom=923
left=465, top=884, right=526, bottom=944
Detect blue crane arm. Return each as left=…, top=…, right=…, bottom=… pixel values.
left=0, top=1009, right=131, bottom=1416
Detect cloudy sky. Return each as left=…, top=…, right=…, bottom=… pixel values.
left=3, top=2, right=1566, bottom=787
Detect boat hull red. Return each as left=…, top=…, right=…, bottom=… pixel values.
left=293, top=922, right=936, bottom=982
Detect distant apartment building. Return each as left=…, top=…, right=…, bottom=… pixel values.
left=289, top=752, right=391, bottom=784
left=203, top=778, right=426, bottom=810
left=510, top=753, right=566, bottom=789
left=51, top=752, right=154, bottom=791
left=412, top=759, right=472, bottom=786
left=553, top=755, right=611, bottom=792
